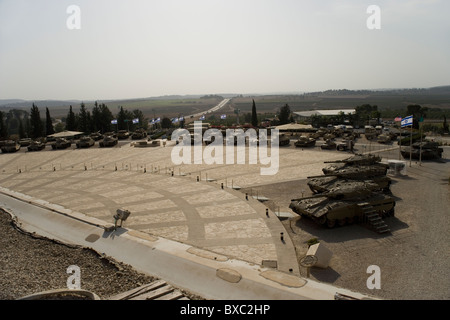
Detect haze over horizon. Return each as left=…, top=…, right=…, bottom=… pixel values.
left=1, top=0, right=449, bottom=101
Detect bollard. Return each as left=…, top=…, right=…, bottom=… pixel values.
left=197, top=176, right=199, bottom=182
left=245, top=193, right=248, bottom=200
left=221, top=183, right=224, bottom=189
left=266, top=208, right=269, bottom=217
left=280, top=232, right=284, bottom=242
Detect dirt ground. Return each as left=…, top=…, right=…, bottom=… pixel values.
left=244, top=150, right=450, bottom=300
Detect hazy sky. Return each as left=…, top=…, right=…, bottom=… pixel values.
left=1, top=0, right=449, bottom=100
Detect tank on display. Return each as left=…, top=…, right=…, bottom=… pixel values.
left=400, top=141, right=443, bottom=160
left=27, top=140, right=46, bottom=152
left=279, top=133, right=291, bottom=146
left=294, top=135, right=316, bottom=148
left=289, top=188, right=395, bottom=229
left=1, top=140, right=21, bottom=153
left=320, top=139, right=336, bottom=150
left=76, top=136, right=95, bottom=148
left=117, top=130, right=130, bottom=140
left=307, top=175, right=392, bottom=194
left=99, top=135, right=118, bottom=147
left=51, top=138, right=71, bottom=150
left=131, top=129, right=147, bottom=140
left=322, top=154, right=389, bottom=178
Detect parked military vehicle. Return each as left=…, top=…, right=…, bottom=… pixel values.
left=19, top=138, right=32, bottom=147
left=51, top=138, right=71, bottom=150
left=131, top=129, right=147, bottom=140
left=295, top=136, right=316, bottom=148
left=307, top=175, right=392, bottom=194
left=1, top=140, right=21, bottom=153
left=279, top=133, right=291, bottom=146
left=27, top=140, right=46, bottom=152
left=320, top=139, right=336, bottom=150
left=76, top=136, right=95, bottom=148
left=90, top=132, right=103, bottom=141
left=99, top=135, right=118, bottom=147
left=289, top=186, right=395, bottom=232
left=377, top=133, right=391, bottom=144
left=401, top=141, right=443, bottom=160
left=117, top=130, right=130, bottom=140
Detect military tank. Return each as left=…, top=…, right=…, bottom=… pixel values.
left=1, top=140, right=21, bottom=153
left=400, top=141, right=443, bottom=160
left=279, top=133, right=290, bottom=146
left=322, top=154, right=389, bottom=177
left=295, top=135, right=316, bottom=148
left=51, top=138, right=71, bottom=150
left=307, top=174, right=392, bottom=194
left=289, top=185, right=395, bottom=230
left=131, top=129, right=147, bottom=140
left=320, top=139, right=336, bottom=150
left=117, top=130, right=130, bottom=140
left=76, top=136, right=95, bottom=148
left=99, top=135, right=118, bottom=147
left=27, top=140, right=46, bottom=152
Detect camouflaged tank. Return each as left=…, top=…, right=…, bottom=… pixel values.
left=289, top=182, right=395, bottom=230
left=321, top=154, right=389, bottom=178
left=400, top=141, right=443, bottom=160
left=1, top=140, right=21, bottom=153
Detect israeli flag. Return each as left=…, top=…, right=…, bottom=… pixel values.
left=150, top=118, right=155, bottom=124
left=172, top=117, right=179, bottom=123
left=155, top=117, right=161, bottom=123
left=199, top=115, right=205, bottom=120
left=179, top=116, right=184, bottom=122
left=132, top=118, right=139, bottom=124
left=220, top=114, right=227, bottom=119
left=111, top=119, right=118, bottom=125
left=401, top=115, right=413, bottom=128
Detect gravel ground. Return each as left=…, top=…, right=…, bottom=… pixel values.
left=0, top=209, right=202, bottom=300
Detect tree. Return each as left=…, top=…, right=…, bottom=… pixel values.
left=407, top=104, right=428, bottom=129
left=161, top=117, right=172, bottom=129
left=66, top=105, right=77, bottom=131
left=443, top=115, right=449, bottom=133
left=251, top=99, right=258, bottom=127
left=30, top=103, right=43, bottom=138
left=45, top=107, right=55, bottom=136
left=0, top=111, right=8, bottom=138
left=92, top=102, right=113, bottom=133
left=77, top=103, right=90, bottom=134
left=278, top=104, right=291, bottom=125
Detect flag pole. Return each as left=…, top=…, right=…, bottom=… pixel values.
left=409, top=124, right=413, bottom=167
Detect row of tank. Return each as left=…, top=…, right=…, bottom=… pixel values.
left=289, top=154, right=396, bottom=233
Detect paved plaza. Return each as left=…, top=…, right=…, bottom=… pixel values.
left=0, top=142, right=349, bottom=276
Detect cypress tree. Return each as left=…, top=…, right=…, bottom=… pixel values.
left=46, top=107, right=55, bottom=136
left=30, top=103, right=43, bottom=138
left=251, top=99, right=258, bottom=127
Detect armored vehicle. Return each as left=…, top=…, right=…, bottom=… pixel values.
left=279, top=133, right=290, bottom=146
left=289, top=187, right=395, bottom=232
left=131, top=129, right=147, bottom=140
left=1, top=140, right=21, bottom=153
left=99, top=135, right=118, bottom=147
left=27, top=140, right=46, bottom=152
left=320, top=139, right=336, bottom=150
left=401, top=141, right=443, bottom=160
left=307, top=175, right=392, bottom=194
left=295, top=136, right=316, bottom=148
left=117, top=130, right=130, bottom=140
left=90, top=132, right=103, bottom=141
left=51, top=138, right=71, bottom=150
left=377, top=133, right=391, bottom=144
left=76, top=136, right=95, bottom=148
left=19, top=138, right=32, bottom=147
